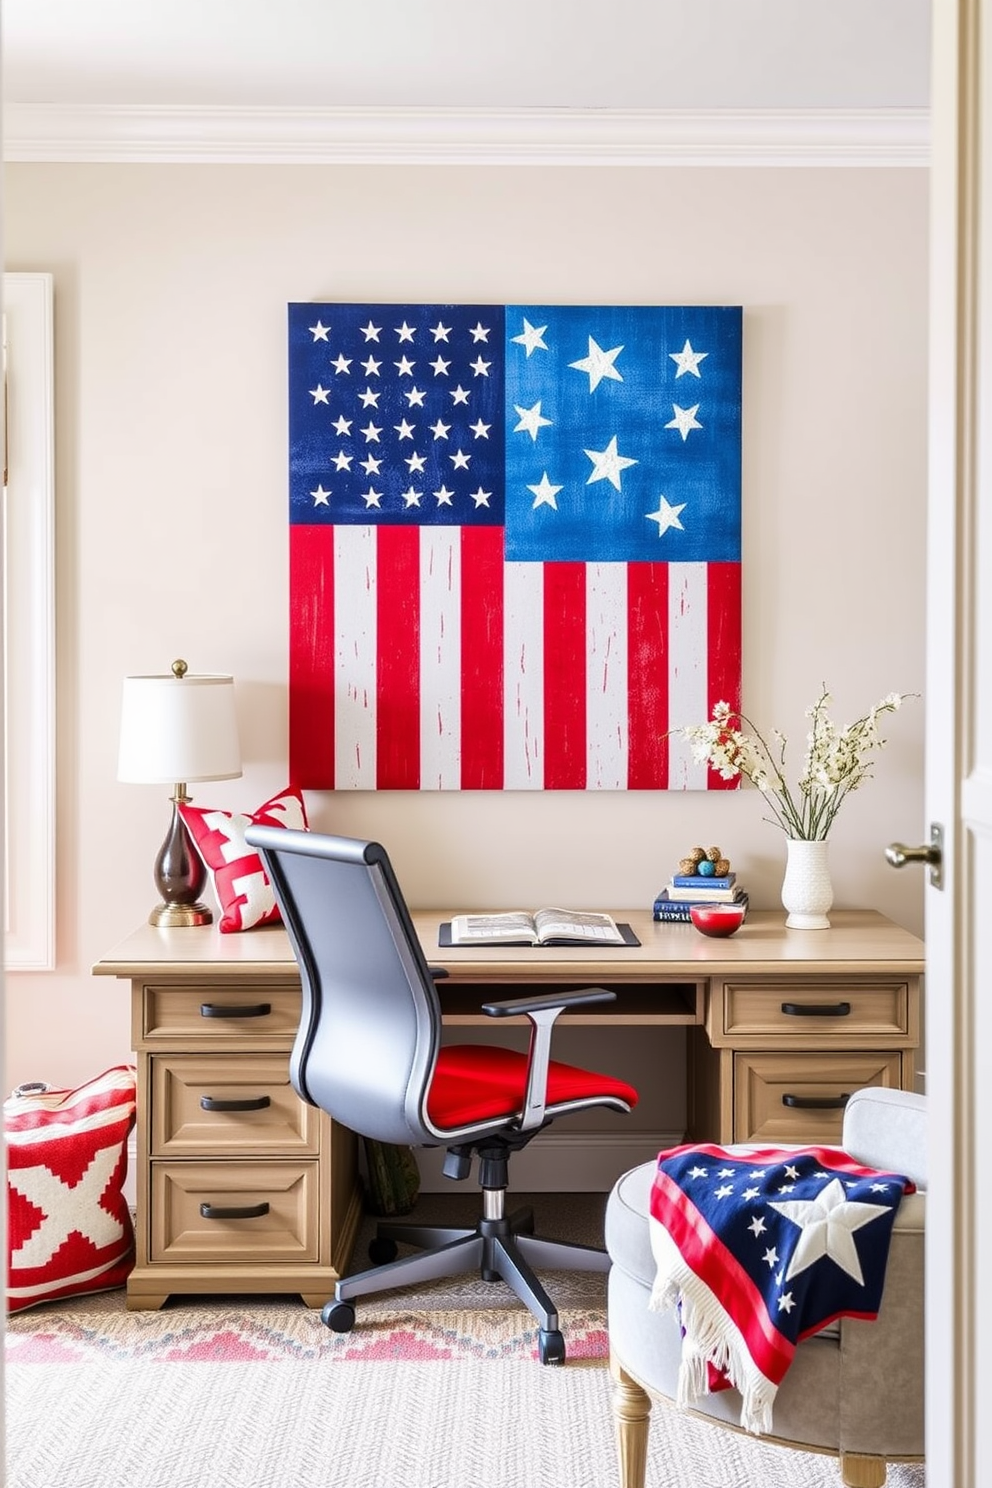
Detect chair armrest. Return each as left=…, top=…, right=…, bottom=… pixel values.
left=481, top=988, right=616, bottom=1132
left=481, top=987, right=616, bottom=1017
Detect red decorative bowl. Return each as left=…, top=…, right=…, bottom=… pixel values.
left=689, top=903, right=746, bottom=938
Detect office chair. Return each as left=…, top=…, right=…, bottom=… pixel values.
left=245, top=826, right=639, bottom=1365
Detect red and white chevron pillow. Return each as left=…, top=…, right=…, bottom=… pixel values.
left=178, top=784, right=309, bottom=933
left=5, top=1066, right=137, bottom=1313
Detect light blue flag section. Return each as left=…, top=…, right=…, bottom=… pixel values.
left=503, top=305, right=741, bottom=564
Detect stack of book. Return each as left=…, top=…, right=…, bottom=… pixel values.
left=653, top=871, right=749, bottom=922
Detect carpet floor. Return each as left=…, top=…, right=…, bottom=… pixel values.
left=5, top=1193, right=927, bottom=1488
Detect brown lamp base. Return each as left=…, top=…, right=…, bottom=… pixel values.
left=148, top=901, right=213, bottom=928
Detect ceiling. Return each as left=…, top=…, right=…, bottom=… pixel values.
left=2, top=0, right=931, bottom=113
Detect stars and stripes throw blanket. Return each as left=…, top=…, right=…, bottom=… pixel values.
left=648, top=1143, right=914, bottom=1435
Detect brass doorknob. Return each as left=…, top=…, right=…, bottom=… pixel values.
left=885, top=825, right=944, bottom=888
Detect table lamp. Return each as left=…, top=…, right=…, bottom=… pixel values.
left=117, top=659, right=242, bottom=927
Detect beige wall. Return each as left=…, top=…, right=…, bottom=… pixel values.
left=3, top=162, right=928, bottom=1093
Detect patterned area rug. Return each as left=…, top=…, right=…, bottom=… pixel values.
left=6, top=1301, right=927, bottom=1488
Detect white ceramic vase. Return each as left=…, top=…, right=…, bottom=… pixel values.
left=781, top=838, right=833, bottom=929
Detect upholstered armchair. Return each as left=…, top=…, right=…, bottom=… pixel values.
left=605, top=1087, right=926, bottom=1488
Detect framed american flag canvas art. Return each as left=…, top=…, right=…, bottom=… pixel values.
left=288, top=302, right=742, bottom=791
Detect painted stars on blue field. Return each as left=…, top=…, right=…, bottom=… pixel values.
left=503, top=304, right=741, bottom=564
left=288, top=304, right=506, bottom=528
left=288, top=302, right=742, bottom=562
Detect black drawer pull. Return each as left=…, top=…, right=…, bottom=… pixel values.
left=200, top=1002, right=272, bottom=1019
left=199, top=1202, right=270, bottom=1220
left=200, top=1095, right=272, bottom=1113
left=782, top=1092, right=851, bottom=1110
left=781, top=1001, right=852, bottom=1018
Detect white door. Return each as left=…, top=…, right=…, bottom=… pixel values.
left=925, top=3, right=992, bottom=1483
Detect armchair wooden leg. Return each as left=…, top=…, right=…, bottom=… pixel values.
left=610, top=1352, right=651, bottom=1488
left=839, top=1451, right=887, bottom=1487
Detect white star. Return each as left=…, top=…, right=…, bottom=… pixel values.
left=714, top=1184, right=734, bottom=1200
left=469, top=322, right=491, bottom=342
left=512, top=317, right=549, bottom=356
left=430, top=418, right=451, bottom=440
left=717, top=1168, right=736, bottom=1178
left=406, top=451, right=427, bottom=473
left=777, top=1292, right=796, bottom=1314
left=743, top=1186, right=761, bottom=1202
left=405, top=387, right=427, bottom=407
left=309, top=384, right=330, bottom=404
left=430, top=321, right=451, bottom=342
left=361, top=487, right=382, bottom=508
left=430, top=355, right=451, bottom=376
left=470, top=419, right=491, bottom=439
left=310, top=485, right=331, bottom=506
left=514, top=401, right=553, bottom=442
left=750, top=1169, right=768, bottom=1179
left=666, top=404, right=703, bottom=441
left=470, top=355, right=492, bottom=377
left=470, top=487, right=492, bottom=508
left=748, top=1215, right=767, bottom=1237
left=433, top=484, right=455, bottom=506
left=332, top=353, right=352, bottom=375
left=359, top=421, right=382, bottom=443
left=784, top=1165, right=801, bottom=1181
left=778, top=1184, right=796, bottom=1194
left=360, top=454, right=382, bottom=475
left=646, top=496, right=686, bottom=536
left=585, top=435, right=637, bottom=491
left=358, top=388, right=380, bottom=408
left=333, top=415, right=352, bottom=436
left=395, top=320, right=416, bottom=342
left=360, top=320, right=381, bottom=342
left=309, top=320, right=330, bottom=341
left=670, top=339, right=708, bottom=377
left=450, top=385, right=471, bottom=405
left=763, top=1246, right=779, bottom=1269
left=528, top=472, right=562, bottom=510
left=332, top=451, right=353, bottom=472
left=362, top=356, right=382, bottom=376
left=570, top=336, right=624, bottom=391
left=770, top=1177, right=894, bottom=1285
left=870, top=1182, right=892, bottom=1193
left=394, top=356, right=416, bottom=377
left=687, top=1166, right=708, bottom=1180
left=394, top=419, right=416, bottom=441
left=401, top=486, right=422, bottom=507
left=450, top=449, right=471, bottom=470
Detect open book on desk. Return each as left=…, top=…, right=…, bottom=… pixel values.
left=439, top=908, right=640, bottom=948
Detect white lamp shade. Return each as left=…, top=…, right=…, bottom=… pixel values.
left=117, top=672, right=243, bottom=785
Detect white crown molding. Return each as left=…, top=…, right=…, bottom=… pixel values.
left=3, top=103, right=929, bottom=167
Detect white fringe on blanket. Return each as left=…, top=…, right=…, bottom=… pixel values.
left=648, top=1220, right=779, bottom=1436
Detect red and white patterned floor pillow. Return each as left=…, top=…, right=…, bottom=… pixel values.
left=178, top=784, right=309, bottom=933
left=5, top=1066, right=137, bottom=1313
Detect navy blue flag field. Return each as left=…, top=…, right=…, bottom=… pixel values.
left=288, top=302, right=742, bottom=791
left=649, top=1143, right=913, bottom=1435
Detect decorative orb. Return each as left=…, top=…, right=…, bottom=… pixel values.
left=697, top=859, right=716, bottom=877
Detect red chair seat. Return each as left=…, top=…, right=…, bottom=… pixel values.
left=426, top=1043, right=639, bottom=1130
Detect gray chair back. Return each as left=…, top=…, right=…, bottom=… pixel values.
left=245, top=827, right=442, bottom=1146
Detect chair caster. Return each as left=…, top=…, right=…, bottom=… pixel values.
left=537, top=1329, right=566, bottom=1365
left=322, top=1300, right=356, bottom=1333
left=369, top=1236, right=399, bottom=1265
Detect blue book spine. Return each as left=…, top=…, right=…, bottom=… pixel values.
left=671, top=873, right=736, bottom=889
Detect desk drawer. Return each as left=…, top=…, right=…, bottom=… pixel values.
left=150, top=1056, right=319, bottom=1156
left=149, top=1161, right=319, bottom=1263
left=720, top=982, right=911, bottom=1040
left=141, top=985, right=302, bottom=1043
left=734, top=1050, right=903, bottom=1145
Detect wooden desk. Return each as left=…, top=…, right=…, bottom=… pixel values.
left=94, top=908, right=923, bottom=1309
